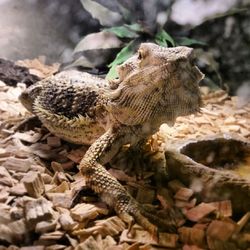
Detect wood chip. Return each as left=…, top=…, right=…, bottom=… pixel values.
left=12, top=172, right=27, bottom=181
left=24, top=197, right=54, bottom=227
left=0, top=166, right=15, bottom=186
left=0, top=188, right=9, bottom=202
left=59, top=213, right=77, bottom=231
left=35, top=220, right=57, bottom=234
left=174, top=187, right=194, bottom=201
left=224, top=116, right=236, bottom=124
left=51, top=161, right=75, bottom=171
left=157, top=188, right=174, bottom=208
left=30, top=164, right=45, bottom=173
left=51, top=161, right=64, bottom=173
left=235, top=212, right=250, bottom=234
left=38, top=231, right=64, bottom=241
left=28, top=143, right=57, bottom=159
left=0, top=224, right=13, bottom=244
left=2, top=157, right=33, bottom=172
left=120, top=228, right=155, bottom=246
left=67, top=147, right=86, bottom=163
left=48, top=191, right=74, bottom=209
left=75, top=236, right=101, bottom=250
left=51, top=171, right=69, bottom=184
left=13, top=131, right=42, bottom=143
left=9, top=182, right=27, bottom=196
left=68, top=170, right=84, bottom=186
left=8, top=218, right=27, bottom=243
left=0, top=148, right=11, bottom=157
left=47, top=181, right=70, bottom=193
left=158, top=233, right=179, bottom=248
left=185, top=203, right=216, bottom=222
left=47, top=136, right=61, bottom=147
left=0, top=205, right=11, bottom=224
left=73, top=216, right=125, bottom=238
left=207, top=236, right=237, bottom=250
left=70, top=203, right=108, bottom=222
left=209, top=200, right=232, bottom=218
left=178, top=226, right=205, bottom=247
left=20, top=246, right=45, bottom=250
left=120, top=228, right=178, bottom=248
left=175, top=198, right=197, bottom=209
left=41, top=173, right=53, bottom=184
left=207, top=219, right=237, bottom=241
left=108, top=168, right=136, bottom=182
left=227, top=125, right=241, bottom=132
left=22, top=171, right=45, bottom=198
left=45, top=244, right=68, bottom=250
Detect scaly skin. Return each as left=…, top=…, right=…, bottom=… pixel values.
left=19, top=43, right=204, bottom=234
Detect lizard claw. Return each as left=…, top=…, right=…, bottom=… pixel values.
left=118, top=212, right=136, bottom=238
left=120, top=210, right=158, bottom=240
left=116, top=197, right=159, bottom=239
left=133, top=209, right=159, bottom=240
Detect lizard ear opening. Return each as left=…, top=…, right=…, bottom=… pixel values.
left=138, top=49, right=146, bottom=60
left=137, top=45, right=150, bottom=60
left=137, top=46, right=152, bottom=67
left=138, top=49, right=144, bottom=60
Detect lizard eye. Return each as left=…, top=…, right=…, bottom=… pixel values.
left=138, top=49, right=146, bottom=60
left=138, top=50, right=143, bottom=60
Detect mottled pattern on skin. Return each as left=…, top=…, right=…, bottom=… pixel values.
left=39, top=83, right=98, bottom=119
left=19, top=43, right=204, bottom=235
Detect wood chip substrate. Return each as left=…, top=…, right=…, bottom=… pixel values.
left=0, top=59, right=249, bottom=249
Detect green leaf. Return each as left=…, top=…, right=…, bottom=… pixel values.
left=104, top=26, right=139, bottom=39
left=124, top=23, right=143, bottom=32
left=106, top=41, right=136, bottom=80
left=80, top=0, right=122, bottom=27
left=155, top=37, right=168, bottom=47
left=104, top=23, right=143, bottom=39
left=177, top=37, right=207, bottom=46
left=155, top=29, right=175, bottom=47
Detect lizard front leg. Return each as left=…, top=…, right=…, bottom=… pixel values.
left=79, top=125, right=158, bottom=235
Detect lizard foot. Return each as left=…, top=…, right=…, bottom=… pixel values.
left=115, top=195, right=178, bottom=240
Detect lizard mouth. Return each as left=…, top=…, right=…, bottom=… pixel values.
left=19, top=91, right=33, bottom=113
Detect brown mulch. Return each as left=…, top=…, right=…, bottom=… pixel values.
left=0, top=59, right=249, bottom=249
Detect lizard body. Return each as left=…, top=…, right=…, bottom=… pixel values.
left=19, top=43, right=204, bottom=234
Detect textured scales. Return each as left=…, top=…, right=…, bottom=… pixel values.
left=19, top=43, right=204, bottom=234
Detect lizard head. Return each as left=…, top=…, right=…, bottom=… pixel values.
left=108, top=43, right=204, bottom=127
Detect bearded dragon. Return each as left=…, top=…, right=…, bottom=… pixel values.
left=19, top=43, right=204, bottom=234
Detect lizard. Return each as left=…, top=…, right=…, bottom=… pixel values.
left=19, top=43, right=204, bottom=235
